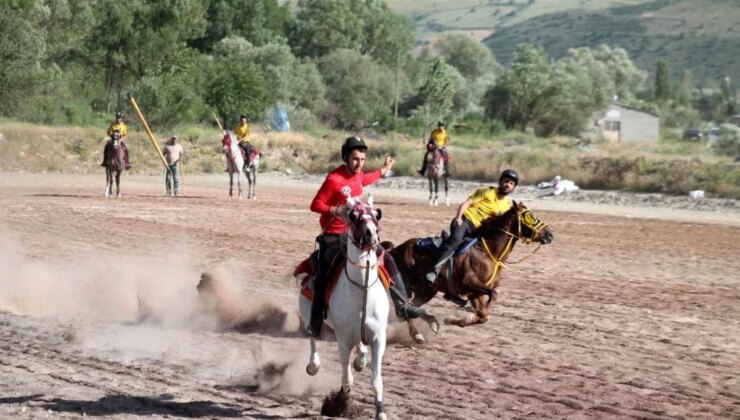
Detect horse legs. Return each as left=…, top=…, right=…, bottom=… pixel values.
left=306, top=337, right=320, bottom=376
left=444, top=293, right=494, bottom=327
left=353, top=342, right=368, bottom=372
left=370, top=335, right=387, bottom=420
left=427, top=177, right=434, bottom=206
left=237, top=170, right=243, bottom=200
left=228, top=171, right=234, bottom=199
left=406, top=286, right=440, bottom=343
left=250, top=167, right=257, bottom=199
left=105, top=169, right=111, bottom=197
left=338, top=339, right=354, bottom=393
left=433, top=178, right=439, bottom=207
left=444, top=176, right=449, bottom=207
left=115, top=170, right=121, bottom=198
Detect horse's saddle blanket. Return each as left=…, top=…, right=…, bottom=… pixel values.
left=294, top=251, right=391, bottom=305
left=416, top=231, right=478, bottom=256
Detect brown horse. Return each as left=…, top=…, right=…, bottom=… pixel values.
left=103, top=137, right=125, bottom=198
left=387, top=201, right=553, bottom=343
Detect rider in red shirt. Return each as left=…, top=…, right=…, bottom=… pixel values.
left=305, top=136, right=426, bottom=337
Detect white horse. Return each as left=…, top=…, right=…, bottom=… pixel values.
left=298, top=195, right=389, bottom=420
left=222, top=133, right=244, bottom=199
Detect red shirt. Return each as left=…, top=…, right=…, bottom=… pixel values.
left=310, top=165, right=382, bottom=234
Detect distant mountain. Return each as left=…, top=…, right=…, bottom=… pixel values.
left=388, top=0, right=740, bottom=84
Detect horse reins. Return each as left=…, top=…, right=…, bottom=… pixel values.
left=479, top=210, right=548, bottom=287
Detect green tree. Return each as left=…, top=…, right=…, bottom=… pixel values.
left=674, top=69, right=695, bottom=107
left=591, top=45, right=645, bottom=101
left=655, top=60, right=672, bottom=102
left=435, top=33, right=501, bottom=80
left=317, top=49, right=394, bottom=128
left=192, top=0, right=291, bottom=51
left=419, top=58, right=455, bottom=122
left=206, top=58, right=269, bottom=123
left=289, top=0, right=364, bottom=59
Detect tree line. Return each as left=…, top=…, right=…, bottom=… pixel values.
left=0, top=0, right=737, bottom=142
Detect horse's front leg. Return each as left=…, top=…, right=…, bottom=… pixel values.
left=105, top=170, right=111, bottom=197
left=338, top=339, right=354, bottom=393
left=228, top=171, right=234, bottom=199
left=444, top=176, right=449, bottom=207
left=444, top=293, right=493, bottom=327
left=237, top=170, right=243, bottom=200
left=370, top=334, right=387, bottom=420
left=306, top=337, right=320, bottom=375
left=115, top=170, right=121, bottom=198
left=428, top=178, right=434, bottom=206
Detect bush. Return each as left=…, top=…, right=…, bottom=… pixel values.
left=712, top=124, right=740, bottom=157
left=68, top=138, right=89, bottom=159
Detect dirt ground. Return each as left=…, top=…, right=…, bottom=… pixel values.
left=0, top=172, right=738, bottom=420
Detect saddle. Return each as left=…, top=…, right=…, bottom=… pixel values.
left=238, top=142, right=259, bottom=162
left=416, top=231, right=478, bottom=256
left=294, top=249, right=392, bottom=305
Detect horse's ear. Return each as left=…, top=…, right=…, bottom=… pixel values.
left=348, top=209, right=357, bottom=223
left=374, top=208, right=382, bottom=221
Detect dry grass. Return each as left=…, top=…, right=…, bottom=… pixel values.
left=1, top=121, right=737, bottom=198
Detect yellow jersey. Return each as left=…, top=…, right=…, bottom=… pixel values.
left=107, top=122, right=127, bottom=138
left=430, top=128, right=449, bottom=148
left=234, top=123, right=251, bottom=141
left=463, top=186, right=513, bottom=228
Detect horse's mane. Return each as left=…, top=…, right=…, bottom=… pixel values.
left=474, top=205, right=519, bottom=238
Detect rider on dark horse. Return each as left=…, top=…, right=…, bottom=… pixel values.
left=234, top=114, right=255, bottom=167
left=305, top=136, right=426, bottom=337
left=423, top=169, right=520, bottom=304
left=101, top=112, right=132, bottom=170
left=417, top=121, right=450, bottom=177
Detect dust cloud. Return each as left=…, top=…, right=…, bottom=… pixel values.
left=0, top=225, right=331, bottom=396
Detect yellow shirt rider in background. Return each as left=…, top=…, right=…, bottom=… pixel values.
left=417, top=120, right=450, bottom=176
left=234, top=114, right=255, bottom=166
left=101, top=111, right=132, bottom=169
left=422, top=169, right=519, bottom=304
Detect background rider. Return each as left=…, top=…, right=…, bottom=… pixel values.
left=418, top=120, right=450, bottom=176
left=102, top=111, right=132, bottom=169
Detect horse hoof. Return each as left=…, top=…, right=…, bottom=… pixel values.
left=446, top=198, right=450, bottom=207
left=377, top=413, right=388, bottom=420
left=353, top=354, right=367, bottom=372
left=116, top=194, right=121, bottom=198
left=412, top=333, right=425, bottom=344
left=430, top=320, right=440, bottom=334
left=306, top=363, right=319, bottom=376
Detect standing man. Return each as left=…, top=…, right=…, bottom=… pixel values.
left=103, top=111, right=132, bottom=169
left=422, top=169, right=519, bottom=303
left=305, top=136, right=426, bottom=337
left=417, top=121, right=450, bottom=176
left=164, top=134, right=184, bottom=197
left=234, top=114, right=254, bottom=167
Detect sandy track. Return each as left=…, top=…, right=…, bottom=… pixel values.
left=0, top=173, right=738, bottom=419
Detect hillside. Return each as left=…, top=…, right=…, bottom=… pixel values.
left=387, top=0, right=740, bottom=84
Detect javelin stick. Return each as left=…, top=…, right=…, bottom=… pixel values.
left=129, top=96, right=172, bottom=180
left=213, top=113, right=225, bottom=133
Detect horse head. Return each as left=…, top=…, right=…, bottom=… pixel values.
left=478, top=202, right=553, bottom=245
left=345, top=194, right=382, bottom=251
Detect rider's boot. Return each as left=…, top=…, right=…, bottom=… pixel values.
left=443, top=162, right=451, bottom=177
left=384, top=254, right=426, bottom=320
left=306, top=280, right=327, bottom=337
left=123, top=145, right=132, bottom=170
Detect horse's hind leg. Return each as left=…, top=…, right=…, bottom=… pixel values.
left=115, top=170, right=121, bottom=198
left=428, top=178, right=434, bottom=206
left=353, top=342, right=367, bottom=372
left=237, top=172, right=243, bottom=200
left=228, top=172, right=234, bottom=199
left=105, top=170, right=111, bottom=197
left=444, top=177, right=450, bottom=207
left=306, top=337, right=320, bottom=375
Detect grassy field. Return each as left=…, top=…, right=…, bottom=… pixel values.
left=1, top=121, right=737, bottom=198
left=387, top=0, right=740, bottom=84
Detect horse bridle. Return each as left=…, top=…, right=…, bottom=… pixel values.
left=479, top=209, right=548, bottom=286
left=343, top=207, right=382, bottom=287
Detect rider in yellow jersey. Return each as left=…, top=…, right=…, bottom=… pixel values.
left=234, top=115, right=255, bottom=167
left=417, top=121, right=450, bottom=176
left=101, top=112, right=132, bottom=169
left=422, top=169, right=519, bottom=303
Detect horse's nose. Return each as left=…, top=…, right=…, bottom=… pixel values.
left=541, top=231, right=554, bottom=244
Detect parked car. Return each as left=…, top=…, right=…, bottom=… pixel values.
left=683, top=128, right=703, bottom=141
left=707, top=127, right=721, bottom=145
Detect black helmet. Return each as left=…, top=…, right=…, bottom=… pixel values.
left=115, top=111, right=124, bottom=119
left=499, top=169, right=519, bottom=185
left=341, top=136, right=367, bottom=162
left=437, top=120, right=446, bottom=127
left=240, top=114, right=248, bottom=121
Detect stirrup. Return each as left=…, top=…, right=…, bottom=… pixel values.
left=397, top=304, right=425, bottom=320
